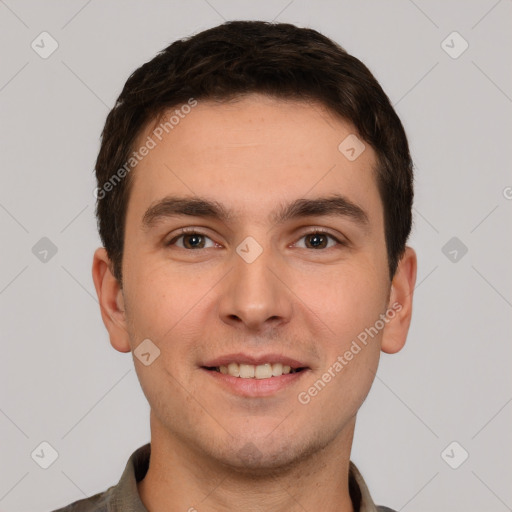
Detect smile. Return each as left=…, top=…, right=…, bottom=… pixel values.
left=205, top=362, right=306, bottom=379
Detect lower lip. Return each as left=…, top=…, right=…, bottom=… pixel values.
left=202, top=368, right=309, bottom=397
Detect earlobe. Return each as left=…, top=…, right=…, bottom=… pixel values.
left=91, top=247, right=132, bottom=353
left=381, top=246, right=418, bottom=354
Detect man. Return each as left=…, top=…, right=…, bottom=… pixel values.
left=53, top=20, right=417, bottom=512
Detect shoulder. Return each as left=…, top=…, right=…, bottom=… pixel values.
left=49, top=486, right=114, bottom=512
left=376, top=507, right=398, bottom=512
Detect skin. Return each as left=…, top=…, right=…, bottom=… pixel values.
left=92, top=93, right=417, bottom=512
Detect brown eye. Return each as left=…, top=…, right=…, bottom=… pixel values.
left=295, top=231, right=343, bottom=250
left=181, top=233, right=206, bottom=249
left=167, top=231, right=216, bottom=249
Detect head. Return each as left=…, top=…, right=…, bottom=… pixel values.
left=92, top=21, right=417, bottom=471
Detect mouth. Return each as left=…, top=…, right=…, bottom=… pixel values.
left=202, top=365, right=309, bottom=398
left=202, top=363, right=307, bottom=379
left=200, top=354, right=310, bottom=397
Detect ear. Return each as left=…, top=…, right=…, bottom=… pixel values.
left=381, top=246, right=417, bottom=354
left=91, top=247, right=131, bottom=353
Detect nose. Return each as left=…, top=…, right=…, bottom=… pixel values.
left=217, top=244, right=293, bottom=332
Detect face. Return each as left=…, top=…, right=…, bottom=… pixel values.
left=93, top=93, right=416, bottom=471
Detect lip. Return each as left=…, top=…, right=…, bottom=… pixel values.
left=202, top=367, right=310, bottom=397
left=202, top=352, right=308, bottom=369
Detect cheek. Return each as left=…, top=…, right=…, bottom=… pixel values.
left=291, top=260, right=388, bottom=340
left=125, top=263, right=207, bottom=414
left=124, top=260, right=218, bottom=382
left=291, top=261, right=386, bottom=407
left=127, top=260, right=204, bottom=337
left=313, top=348, right=380, bottom=424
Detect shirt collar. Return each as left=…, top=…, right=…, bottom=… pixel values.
left=109, top=443, right=381, bottom=512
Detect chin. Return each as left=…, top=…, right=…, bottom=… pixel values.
left=211, top=432, right=326, bottom=475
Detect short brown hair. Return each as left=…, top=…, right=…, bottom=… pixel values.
left=95, top=20, right=413, bottom=286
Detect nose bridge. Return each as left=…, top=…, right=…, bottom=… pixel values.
left=218, top=238, right=291, bottom=330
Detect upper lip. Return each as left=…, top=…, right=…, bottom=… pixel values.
left=202, top=353, right=308, bottom=369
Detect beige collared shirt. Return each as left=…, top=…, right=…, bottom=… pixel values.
left=51, top=443, right=396, bottom=512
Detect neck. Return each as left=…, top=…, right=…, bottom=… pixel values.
left=138, top=411, right=356, bottom=512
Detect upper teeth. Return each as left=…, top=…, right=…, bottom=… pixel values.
left=217, top=363, right=296, bottom=379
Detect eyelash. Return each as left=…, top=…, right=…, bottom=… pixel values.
left=165, top=227, right=345, bottom=250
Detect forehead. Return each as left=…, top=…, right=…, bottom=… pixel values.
left=126, top=94, right=381, bottom=229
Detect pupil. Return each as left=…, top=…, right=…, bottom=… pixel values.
left=185, top=234, right=204, bottom=249
left=308, top=233, right=326, bottom=249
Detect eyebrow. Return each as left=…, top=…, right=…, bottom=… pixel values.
left=141, top=194, right=369, bottom=231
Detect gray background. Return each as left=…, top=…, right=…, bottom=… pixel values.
left=1, top=1, right=511, bottom=511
